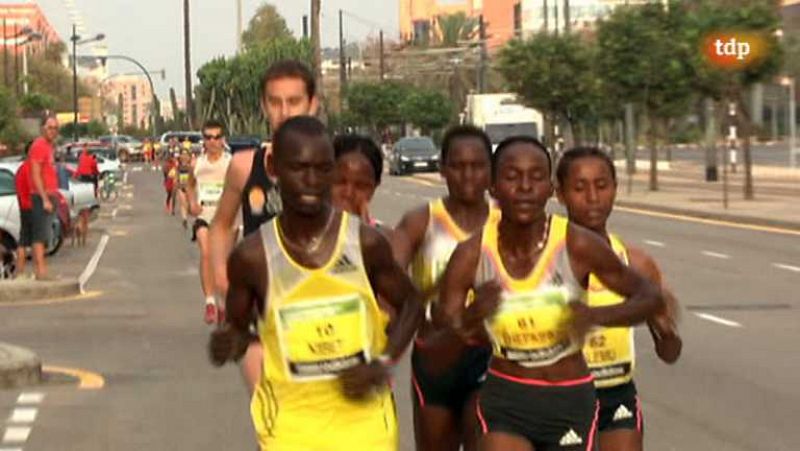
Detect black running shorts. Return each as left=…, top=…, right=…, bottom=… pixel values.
left=411, top=343, right=491, bottom=413
left=596, top=381, right=642, bottom=433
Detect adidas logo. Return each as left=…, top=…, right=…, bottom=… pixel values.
left=613, top=404, right=634, bottom=422
left=559, top=429, right=583, bottom=447
left=331, top=254, right=358, bottom=274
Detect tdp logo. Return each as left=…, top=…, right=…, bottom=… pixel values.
left=702, top=31, right=771, bottom=70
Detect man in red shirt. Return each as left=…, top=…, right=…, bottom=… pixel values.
left=14, top=156, right=32, bottom=278
left=76, top=144, right=100, bottom=196
left=26, top=116, right=60, bottom=280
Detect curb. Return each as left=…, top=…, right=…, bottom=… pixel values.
left=0, top=279, right=82, bottom=303
left=0, top=342, right=42, bottom=389
left=615, top=200, right=800, bottom=232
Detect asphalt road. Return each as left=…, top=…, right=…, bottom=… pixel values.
left=1, top=165, right=799, bottom=451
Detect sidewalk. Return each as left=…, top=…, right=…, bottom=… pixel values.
left=0, top=225, right=108, bottom=303
left=614, top=162, right=800, bottom=230
left=0, top=342, right=41, bottom=388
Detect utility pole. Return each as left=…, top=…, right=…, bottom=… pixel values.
left=236, top=0, right=243, bottom=53
left=624, top=102, right=636, bottom=194
left=704, top=97, right=718, bottom=181
left=13, top=23, right=18, bottom=96
left=339, top=9, right=346, bottom=112
left=72, top=24, right=78, bottom=141
left=311, top=0, right=324, bottom=119
left=543, top=0, right=549, bottom=32
left=183, top=0, right=194, bottom=129
left=379, top=29, right=385, bottom=81
left=303, top=15, right=309, bottom=39
left=478, top=14, right=487, bottom=93
left=2, top=20, right=7, bottom=89
left=564, top=0, right=571, bottom=33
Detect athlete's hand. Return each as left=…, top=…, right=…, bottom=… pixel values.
left=339, top=361, right=390, bottom=401
left=189, top=201, right=202, bottom=217
left=459, top=280, right=502, bottom=340
left=208, top=325, right=247, bottom=366
left=43, top=197, right=54, bottom=213
left=568, top=302, right=595, bottom=342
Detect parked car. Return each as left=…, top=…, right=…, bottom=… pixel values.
left=0, top=167, right=68, bottom=273
left=98, top=135, right=143, bottom=162
left=159, top=131, right=203, bottom=154
left=389, top=137, right=440, bottom=176
left=227, top=135, right=263, bottom=154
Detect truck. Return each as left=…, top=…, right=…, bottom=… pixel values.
left=465, top=93, right=544, bottom=151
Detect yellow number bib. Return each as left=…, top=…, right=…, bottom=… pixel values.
left=487, top=287, right=574, bottom=366
left=276, top=294, right=369, bottom=381
left=178, top=173, right=189, bottom=185
left=199, top=182, right=224, bottom=205
left=584, top=326, right=634, bottom=387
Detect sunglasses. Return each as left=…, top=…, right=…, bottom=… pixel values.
left=203, top=134, right=223, bottom=140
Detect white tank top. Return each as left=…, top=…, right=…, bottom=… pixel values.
left=193, top=151, right=231, bottom=222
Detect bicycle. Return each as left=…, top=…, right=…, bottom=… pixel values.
left=100, top=171, right=119, bottom=202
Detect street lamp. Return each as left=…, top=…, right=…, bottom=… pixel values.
left=780, top=76, right=797, bottom=169
left=20, top=31, right=42, bottom=95
left=71, top=24, right=105, bottom=142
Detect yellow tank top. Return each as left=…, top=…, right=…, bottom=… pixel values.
left=584, top=234, right=635, bottom=388
left=476, top=214, right=586, bottom=368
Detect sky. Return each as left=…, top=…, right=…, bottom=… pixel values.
left=35, top=0, right=400, bottom=98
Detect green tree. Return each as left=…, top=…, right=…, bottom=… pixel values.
left=19, top=92, right=55, bottom=116
left=241, top=2, right=293, bottom=51
left=0, top=87, right=24, bottom=145
left=195, top=37, right=313, bottom=135
left=497, top=32, right=597, bottom=150
left=346, top=81, right=411, bottom=135
left=596, top=2, right=695, bottom=191
left=400, top=88, right=453, bottom=134
left=436, top=13, right=478, bottom=47
left=685, top=0, right=783, bottom=199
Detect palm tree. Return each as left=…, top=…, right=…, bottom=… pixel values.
left=436, top=13, right=478, bottom=47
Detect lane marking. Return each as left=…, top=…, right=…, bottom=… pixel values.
left=15, top=394, right=43, bottom=405
left=8, top=408, right=38, bottom=423
left=1, top=427, right=30, bottom=443
left=78, top=234, right=110, bottom=293
left=0, top=448, right=23, bottom=451
left=615, top=206, right=800, bottom=237
left=406, top=176, right=442, bottom=188
left=694, top=312, right=742, bottom=328
left=644, top=239, right=665, bottom=247
left=0, top=290, right=103, bottom=307
left=42, top=365, right=105, bottom=390
left=773, top=263, right=800, bottom=273
left=122, top=171, right=128, bottom=184
left=111, top=208, right=118, bottom=219
left=701, top=250, right=731, bottom=259
left=131, top=166, right=143, bottom=172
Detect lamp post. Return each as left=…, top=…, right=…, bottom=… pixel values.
left=20, top=32, right=42, bottom=95
left=781, top=76, right=797, bottom=169
left=71, top=25, right=105, bottom=142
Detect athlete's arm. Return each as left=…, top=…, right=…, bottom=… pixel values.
left=208, top=233, right=266, bottom=366
left=185, top=169, right=201, bottom=217
left=339, top=226, right=424, bottom=400
left=390, top=205, right=430, bottom=267
left=627, top=246, right=682, bottom=364
left=209, top=151, right=252, bottom=296
left=567, top=223, right=664, bottom=333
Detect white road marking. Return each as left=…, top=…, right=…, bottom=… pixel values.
left=702, top=250, right=730, bottom=259
left=123, top=171, right=129, bottom=184
left=124, top=193, right=134, bottom=199
left=0, top=448, right=23, bottom=451
left=131, top=166, right=143, bottom=172
left=15, top=393, right=44, bottom=405
left=644, top=240, right=665, bottom=247
left=79, top=234, right=110, bottom=293
left=694, top=312, right=742, bottom=328
left=773, top=263, right=800, bottom=273
left=111, top=208, right=118, bottom=219
left=2, top=426, right=30, bottom=443
left=8, top=408, right=37, bottom=424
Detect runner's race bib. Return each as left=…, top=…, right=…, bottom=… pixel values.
left=199, top=182, right=224, bottom=206
left=277, top=294, right=369, bottom=381
left=584, top=327, right=634, bottom=386
left=486, top=287, right=574, bottom=365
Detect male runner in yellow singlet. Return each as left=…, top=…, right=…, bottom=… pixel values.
left=209, top=116, right=424, bottom=451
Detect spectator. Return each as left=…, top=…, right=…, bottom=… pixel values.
left=76, top=144, right=100, bottom=196
left=14, top=142, right=34, bottom=279
left=26, top=115, right=60, bottom=281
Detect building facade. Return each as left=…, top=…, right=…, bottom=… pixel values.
left=0, top=3, right=61, bottom=55
left=102, top=75, right=153, bottom=129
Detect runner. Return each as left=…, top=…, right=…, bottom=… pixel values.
left=438, top=136, right=667, bottom=451
left=162, top=152, right=178, bottom=214
left=555, top=147, right=682, bottom=451
left=208, top=116, right=423, bottom=450
left=392, top=125, right=495, bottom=451
left=332, top=134, right=384, bottom=227
left=176, top=150, right=193, bottom=228
left=209, top=59, right=318, bottom=391
left=187, top=120, right=232, bottom=324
